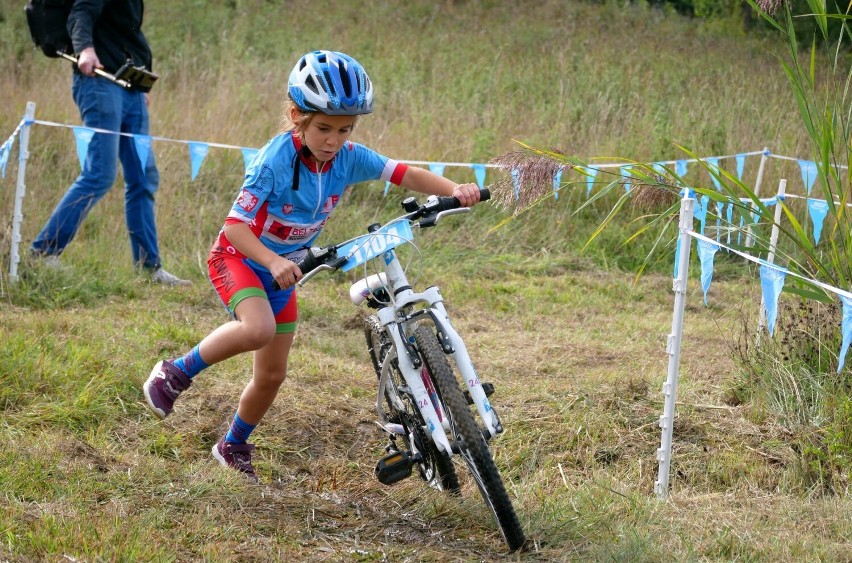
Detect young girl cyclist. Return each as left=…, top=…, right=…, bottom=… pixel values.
left=143, top=50, right=482, bottom=482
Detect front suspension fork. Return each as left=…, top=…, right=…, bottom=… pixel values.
left=431, top=303, right=502, bottom=437
left=384, top=324, right=454, bottom=455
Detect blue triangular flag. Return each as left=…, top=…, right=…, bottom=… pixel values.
left=471, top=163, right=486, bottom=189
left=0, top=136, right=14, bottom=178
left=189, top=141, right=210, bottom=181
left=735, top=154, right=746, bottom=180
left=808, top=199, right=830, bottom=245
left=383, top=181, right=391, bottom=197
left=652, top=162, right=666, bottom=176
left=798, top=159, right=818, bottom=195
left=585, top=166, right=598, bottom=197
left=552, top=168, right=563, bottom=199
left=715, top=201, right=723, bottom=242
left=428, top=163, right=446, bottom=177
left=726, top=202, right=733, bottom=248
left=698, top=239, right=719, bottom=305
left=133, top=134, right=152, bottom=173
left=759, top=265, right=786, bottom=336
left=241, top=147, right=259, bottom=172
left=694, top=195, right=710, bottom=234
left=706, top=157, right=722, bottom=190
left=621, top=165, right=632, bottom=192
left=511, top=168, right=520, bottom=200
left=838, top=295, right=852, bottom=372
left=675, top=160, right=688, bottom=178
left=73, top=126, right=95, bottom=171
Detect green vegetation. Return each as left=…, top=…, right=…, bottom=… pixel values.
left=1, top=0, right=850, bottom=560
left=492, top=0, right=852, bottom=500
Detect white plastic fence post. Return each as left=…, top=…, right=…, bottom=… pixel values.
left=758, top=178, right=787, bottom=333
left=745, top=147, right=769, bottom=248
left=9, top=102, right=36, bottom=282
left=655, top=194, right=695, bottom=499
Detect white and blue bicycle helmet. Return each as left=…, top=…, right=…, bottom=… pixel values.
left=288, top=50, right=374, bottom=116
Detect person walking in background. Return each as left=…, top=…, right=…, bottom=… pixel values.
left=143, top=50, right=482, bottom=482
left=30, top=0, right=189, bottom=285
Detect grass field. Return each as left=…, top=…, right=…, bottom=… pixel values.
left=1, top=0, right=851, bottom=560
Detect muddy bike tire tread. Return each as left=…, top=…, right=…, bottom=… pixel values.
left=413, top=325, right=526, bottom=551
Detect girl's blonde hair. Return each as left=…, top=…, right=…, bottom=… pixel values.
left=279, top=98, right=359, bottom=134
left=280, top=99, right=316, bottom=134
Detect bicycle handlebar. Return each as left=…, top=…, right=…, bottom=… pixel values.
left=271, top=188, right=489, bottom=291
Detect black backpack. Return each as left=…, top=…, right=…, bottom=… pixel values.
left=24, top=0, right=74, bottom=58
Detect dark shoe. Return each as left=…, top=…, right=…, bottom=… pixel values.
left=143, top=359, right=191, bottom=419
left=212, top=436, right=259, bottom=483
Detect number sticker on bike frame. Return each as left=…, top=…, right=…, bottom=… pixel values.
left=337, top=220, right=413, bottom=272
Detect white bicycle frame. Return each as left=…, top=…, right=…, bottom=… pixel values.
left=357, top=213, right=501, bottom=455
left=296, top=206, right=502, bottom=456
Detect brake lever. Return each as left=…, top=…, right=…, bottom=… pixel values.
left=417, top=207, right=470, bottom=228
left=296, top=255, right=349, bottom=287
left=296, top=264, right=337, bottom=287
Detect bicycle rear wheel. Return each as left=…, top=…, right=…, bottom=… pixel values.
left=413, top=324, right=526, bottom=551
left=364, top=316, right=459, bottom=492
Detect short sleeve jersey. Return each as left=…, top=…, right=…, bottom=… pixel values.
left=219, top=131, right=408, bottom=270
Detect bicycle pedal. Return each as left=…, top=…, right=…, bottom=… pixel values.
left=375, top=450, right=418, bottom=485
left=463, top=382, right=495, bottom=405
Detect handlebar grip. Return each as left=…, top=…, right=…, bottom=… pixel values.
left=430, top=188, right=491, bottom=213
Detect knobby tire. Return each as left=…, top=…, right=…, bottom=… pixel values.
left=413, top=325, right=526, bottom=551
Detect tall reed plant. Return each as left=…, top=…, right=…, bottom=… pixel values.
left=490, top=0, right=852, bottom=493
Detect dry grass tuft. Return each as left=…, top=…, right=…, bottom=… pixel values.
left=630, top=181, right=679, bottom=211
left=489, top=149, right=572, bottom=215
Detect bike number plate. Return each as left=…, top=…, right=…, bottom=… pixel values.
left=337, top=221, right=413, bottom=272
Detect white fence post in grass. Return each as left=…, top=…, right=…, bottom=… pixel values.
left=9, top=102, right=35, bottom=282
left=757, top=178, right=787, bottom=333
left=745, top=147, right=770, bottom=248
left=655, top=194, right=695, bottom=499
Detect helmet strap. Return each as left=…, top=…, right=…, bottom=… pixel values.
left=291, top=144, right=312, bottom=192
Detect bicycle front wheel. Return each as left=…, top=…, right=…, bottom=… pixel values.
left=413, top=325, right=526, bottom=551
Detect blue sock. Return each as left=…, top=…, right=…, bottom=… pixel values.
left=173, top=344, right=209, bottom=379
left=225, top=413, right=256, bottom=444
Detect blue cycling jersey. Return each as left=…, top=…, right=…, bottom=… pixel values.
left=220, top=131, right=408, bottom=270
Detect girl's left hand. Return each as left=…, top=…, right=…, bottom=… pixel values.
left=453, top=183, right=481, bottom=207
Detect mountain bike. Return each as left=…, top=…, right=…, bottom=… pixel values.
left=278, top=189, right=526, bottom=551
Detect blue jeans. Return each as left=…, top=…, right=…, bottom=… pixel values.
left=31, top=74, right=161, bottom=269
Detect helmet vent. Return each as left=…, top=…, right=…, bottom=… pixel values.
left=322, top=71, right=334, bottom=92
left=339, top=68, right=352, bottom=97
left=304, top=75, right=319, bottom=95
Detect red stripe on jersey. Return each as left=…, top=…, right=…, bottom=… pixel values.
left=226, top=202, right=268, bottom=238
left=390, top=163, right=408, bottom=186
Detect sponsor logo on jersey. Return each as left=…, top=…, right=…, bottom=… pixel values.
left=264, top=216, right=328, bottom=244
left=321, top=195, right=339, bottom=214
left=237, top=189, right=258, bottom=212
